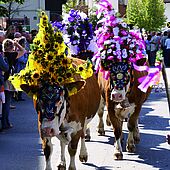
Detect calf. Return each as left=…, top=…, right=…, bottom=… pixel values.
left=96, top=58, right=152, bottom=160
left=22, top=58, right=101, bottom=170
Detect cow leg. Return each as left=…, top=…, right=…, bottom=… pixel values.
left=97, top=96, right=105, bottom=135
left=85, top=127, right=91, bottom=141
left=79, top=135, right=88, bottom=162
left=108, top=112, right=123, bottom=160
left=126, top=105, right=141, bottom=152
left=42, top=137, right=53, bottom=170
left=68, top=131, right=81, bottom=170
left=58, top=141, right=66, bottom=170
left=133, top=119, right=140, bottom=144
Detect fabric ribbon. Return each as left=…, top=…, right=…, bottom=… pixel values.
left=133, top=63, right=162, bottom=92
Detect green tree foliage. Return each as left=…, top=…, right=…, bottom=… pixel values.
left=126, top=0, right=166, bottom=32
left=0, top=0, right=24, bottom=17
left=62, top=0, right=78, bottom=14
left=0, top=0, right=24, bottom=3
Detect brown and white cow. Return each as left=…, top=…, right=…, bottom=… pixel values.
left=21, top=58, right=101, bottom=170
left=95, top=58, right=152, bottom=160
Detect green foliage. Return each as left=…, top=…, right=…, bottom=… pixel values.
left=0, top=6, right=8, bottom=17
left=0, top=0, right=24, bottom=3
left=126, top=0, right=166, bottom=32
left=0, top=0, right=25, bottom=17
left=62, top=0, right=78, bottom=14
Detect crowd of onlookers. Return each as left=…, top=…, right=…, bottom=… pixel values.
left=144, top=30, right=170, bottom=67
left=0, top=25, right=38, bottom=132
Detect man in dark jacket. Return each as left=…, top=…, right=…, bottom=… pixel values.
left=0, top=53, right=9, bottom=131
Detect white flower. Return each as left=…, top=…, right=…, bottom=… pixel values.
left=107, top=49, right=112, bottom=54
left=104, top=40, right=112, bottom=45
left=116, top=42, right=120, bottom=49
left=101, top=55, right=106, bottom=59
left=121, top=22, right=127, bottom=28
left=122, top=49, right=127, bottom=58
left=113, top=27, right=119, bottom=36
left=79, top=12, right=87, bottom=21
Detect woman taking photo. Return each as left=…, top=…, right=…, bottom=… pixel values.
left=2, top=38, right=24, bottom=129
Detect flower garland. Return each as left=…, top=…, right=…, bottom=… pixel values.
left=9, top=11, right=93, bottom=94
left=52, top=9, right=98, bottom=60
left=93, top=0, right=146, bottom=72
left=92, top=0, right=162, bottom=92
left=92, top=0, right=147, bottom=90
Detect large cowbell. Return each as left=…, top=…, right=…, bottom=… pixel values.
left=110, top=62, right=130, bottom=90
left=38, top=84, right=64, bottom=121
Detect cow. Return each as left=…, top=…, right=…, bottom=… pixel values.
left=21, top=57, right=101, bottom=170
left=95, top=58, right=152, bottom=160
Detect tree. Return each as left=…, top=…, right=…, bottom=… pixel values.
left=62, top=0, right=78, bottom=14
left=0, top=0, right=26, bottom=28
left=126, top=0, right=166, bottom=32
left=0, top=0, right=24, bottom=17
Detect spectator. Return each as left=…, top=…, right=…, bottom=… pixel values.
left=0, top=31, right=6, bottom=53
left=164, top=33, right=170, bottom=67
left=145, top=34, right=152, bottom=66
left=150, top=32, right=158, bottom=66
left=30, top=29, right=38, bottom=40
left=156, top=32, right=162, bottom=51
left=1, top=38, right=24, bottom=129
left=0, top=53, right=9, bottom=131
left=14, top=36, right=28, bottom=101
left=14, top=32, right=21, bottom=38
left=5, top=25, right=16, bottom=39
left=161, top=31, right=168, bottom=59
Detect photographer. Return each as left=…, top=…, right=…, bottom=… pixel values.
left=1, top=38, right=24, bottom=129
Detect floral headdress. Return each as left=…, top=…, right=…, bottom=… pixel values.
left=52, top=9, right=98, bottom=60
left=92, top=0, right=161, bottom=91
left=10, top=11, right=93, bottom=94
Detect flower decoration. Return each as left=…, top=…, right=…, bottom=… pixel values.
left=9, top=11, right=93, bottom=94
left=52, top=9, right=98, bottom=60
left=92, top=0, right=147, bottom=90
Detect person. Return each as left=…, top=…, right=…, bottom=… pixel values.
left=0, top=31, right=5, bottom=53
left=1, top=38, right=24, bottom=129
left=150, top=32, right=158, bottom=66
left=161, top=31, right=168, bottom=59
left=164, top=32, right=170, bottom=67
left=14, top=36, right=28, bottom=101
left=0, top=53, right=9, bottom=131
left=5, top=25, right=16, bottom=39
left=145, top=34, right=152, bottom=66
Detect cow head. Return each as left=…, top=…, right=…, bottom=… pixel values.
left=110, top=62, right=130, bottom=102
left=21, top=81, right=85, bottom=138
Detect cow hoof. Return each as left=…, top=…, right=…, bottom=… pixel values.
left=106, top=119, right=111, bottom=126
left=134, top=137, right=140, bottom=144
left=45, top=167, right=52, bottom=170
left=79, top=155, right=88, bottom=162
left=126, top=144, right=136, bottom=153
left=58, top=164, right=66, bottom=170
left=114, top=152, right=123, bottom=160
left=85, top=134, right=91, bottom=142
left=98, top=129, right=105, bottom=136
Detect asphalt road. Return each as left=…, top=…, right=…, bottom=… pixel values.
left=0, top=69, right=170, bottom=170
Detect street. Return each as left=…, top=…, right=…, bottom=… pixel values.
left=0, top=70, right=170, bottom=170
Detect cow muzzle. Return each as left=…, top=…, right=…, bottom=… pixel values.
left=110, top=89, right=126, bottom=102
left=41, top=127, right=55, bottom=137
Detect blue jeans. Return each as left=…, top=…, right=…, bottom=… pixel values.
left=2, top=90, right=12, bottom=128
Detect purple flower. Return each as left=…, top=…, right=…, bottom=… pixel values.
left=68, top=17, right=75, bottom=22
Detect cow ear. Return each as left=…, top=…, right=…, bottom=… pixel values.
left=65, top=80, right=86, bottom=96
left=20, top=84, right=40, bottom=95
